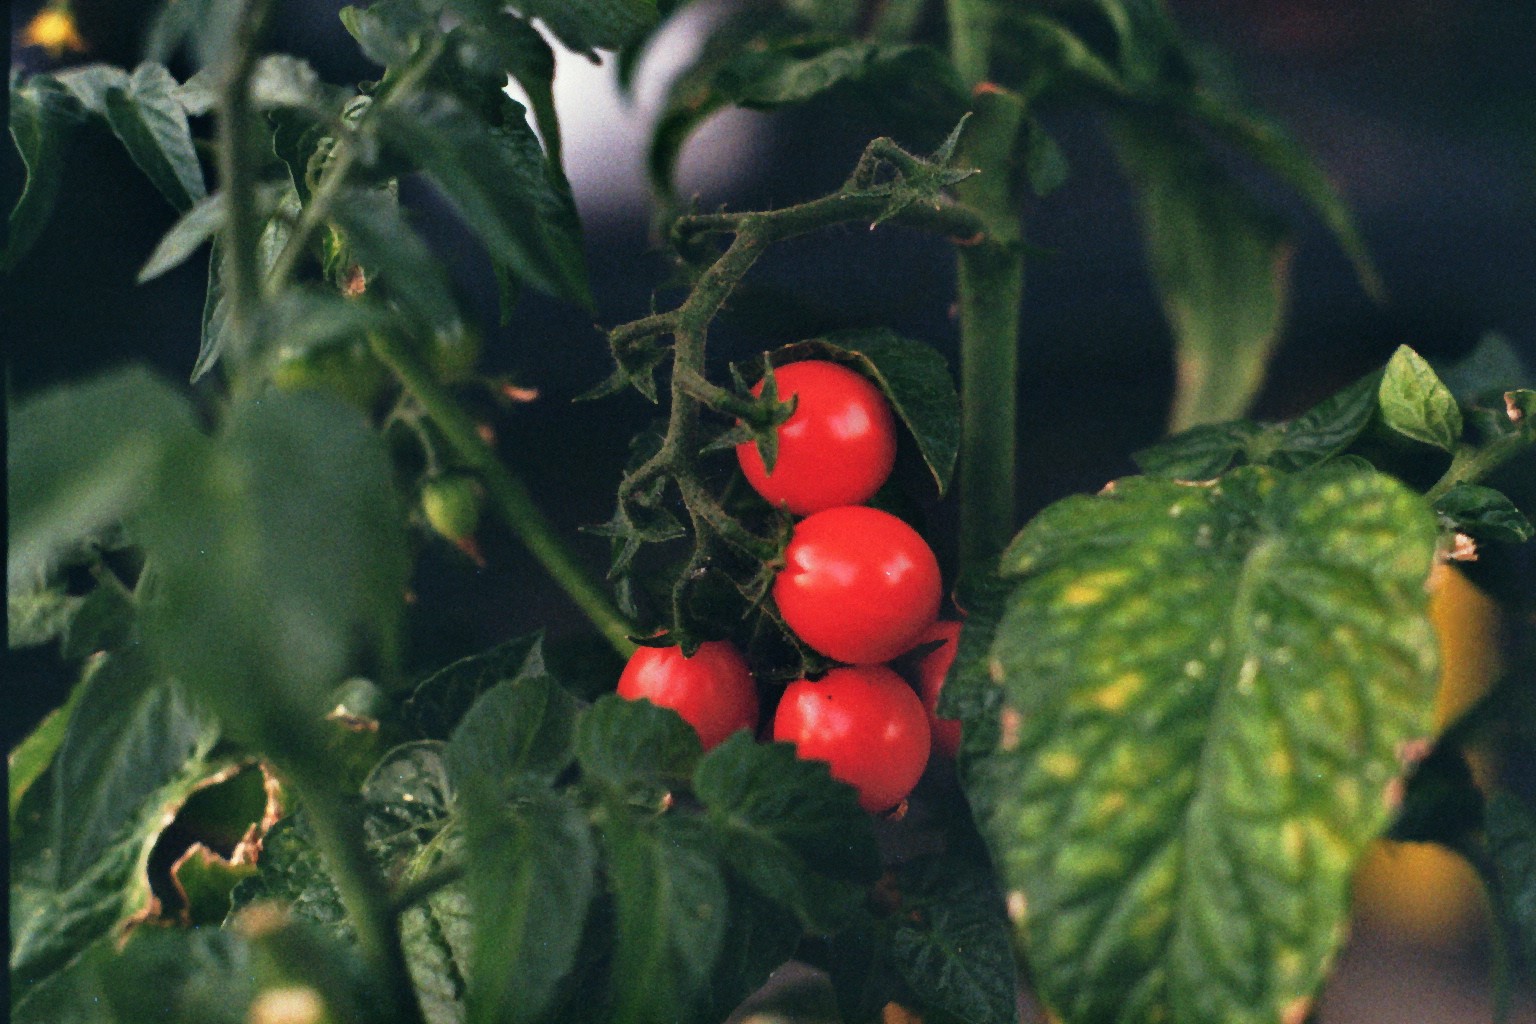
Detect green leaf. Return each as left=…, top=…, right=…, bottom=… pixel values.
left=462, top=780, right=597, bottom=1024
left=694, top=734, right=879, bottom=933
left=230, top=812, right=351, bottom=935
left=364, top=742, right=456, bottom=857
left=1379, top=344, right=1465, bottom=451
left=767, top=329, right=962, bottom=496
left=138, top=391, right=409, bottom=746
left=97, top=923, right=256, bottom=1024
left=1188, top=92, right=1381, bottom=301
left=8, top=367, right=201, bottom=584
left=695, top=879, right=804, bottom=1024
left=144, top=0, right=242, bottom=69
left=508, top=0, right=657, bottom=57
left=970, top=466, right=1440, bottom=1024
left=1439, top=332, right=1533, bottom=403
left=575, top=694, right=702, bottom=801
left=1256, top=369, right=1383, bottom=471
left=8, top=682, right=84, bottom=823
left=445, top=672, right=582, bottom=794
left=441, top=12, right=563, bottom=166
left=49, top=653, right=218, bottom=885
left=649, top=25, right=965, bottom=199
left=598, top=814, right=728, bottom=1024
left=891, top=855, right=1021, bottom=1024
left=1433, top=484, right=1534, bottom=545
left=1109, top=115, right=1291, bottom=431
left=1487, top=791, right=1536, bottom=982
left=375, top=91, right=591, bottom=307
left=1132, top=421, right=1262, bottom=480
left=60, top=579, right=136, bottom=661
left=1134, top=370, right=1382, bottom=479
left=101, top=63, right=207, bottom=212
left=10, top=651, right=220, bottom=1003
left=939, top=571, right=1013, bottom=762
left=7, top=584, right=82, bottom=651
left=403, top=634, right=548, bottom=738
left=253, top=288, right=395, bottom=360
left=51, top=64, right=132, bottom=114
left=138, top=191, right=224, bottom=283
left=340, top=0, right=438, bottom=67
left=5, top=73, right=85, bottom=272
left=329, top=186, right=463, bottom=335
left=196, top=239, right=231, bottom=383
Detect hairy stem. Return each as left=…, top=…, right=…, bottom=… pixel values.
left=370, top=331, right=637, bottom=656
left=952, top=87, right=1028, bottom=575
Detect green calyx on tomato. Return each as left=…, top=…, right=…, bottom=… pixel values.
left=616, top=640, right=759, bottom=751
left=736, top=360, right=897, bottom=516
left=773, top=664, right=931, bottom=813
left=773, top=505, right=942, bottom=665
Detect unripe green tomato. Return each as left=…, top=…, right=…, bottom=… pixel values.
left=421, top=474, right=483, bottom=542
left=270, top=341, right=387, bottom=412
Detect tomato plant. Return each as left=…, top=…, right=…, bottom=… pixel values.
left=773, top=665, right=932, bottom=813
left=616, top=640, right=759, bottom=751
left=6, top=2, right=1535, bottom=1024
left=735, top=360, right=898, bottom=515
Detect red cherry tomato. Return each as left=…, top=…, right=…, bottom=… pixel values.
left=616, top=641, right=759, bottom=751
left=912, top=620, right=963, bottom=759
left=735, top=360, right=897, bottom=516
left=773, top=505, right=941, bottom=664
left=773, top=665, right=931, bottom=813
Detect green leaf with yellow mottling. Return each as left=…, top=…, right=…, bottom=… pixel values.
left=966, top=465, right=1439, bottom=1024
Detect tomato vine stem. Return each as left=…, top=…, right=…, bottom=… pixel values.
left=280, top=755, right=428, bottom=1024
left=606, top=136, right=990, bottom=639
left=1424, top=415, right=1536, bottom=504
left=214, top=0, right=278, bottom=374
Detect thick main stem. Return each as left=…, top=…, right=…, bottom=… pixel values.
left=952, top=87, right=1027, bottom=576
left=215, top=0, right=277, bottom=371
left=369, top=332, right=636, bottom=656
left=283, top=756, right=427, bottom=1024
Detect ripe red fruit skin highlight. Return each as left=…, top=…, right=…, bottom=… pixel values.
left=616, top=641, right=759, bottom=751
left=773, top=505, right=942, bottom=664
left=773, top=665, right=931, bottom=813
left=736, top=360, right=897, bottom=516
left=913, top=619, right=963, bottom=760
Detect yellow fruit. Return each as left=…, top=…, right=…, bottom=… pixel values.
left=1350, top=562, right=1502, bottom=947
left=22, top=7, right=86, bottom=56
left=1428, top=561, right=1503, bottom=733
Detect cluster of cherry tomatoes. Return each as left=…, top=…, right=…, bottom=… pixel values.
left=617, top=360, right=963, bottom=813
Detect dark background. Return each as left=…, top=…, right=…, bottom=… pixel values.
left=6, top=3, right=1536, bottom=1016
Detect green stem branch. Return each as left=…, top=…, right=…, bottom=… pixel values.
left=1425, top=423, right=1536, bottom=504
left=369, top=331, right=636, bottom=656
